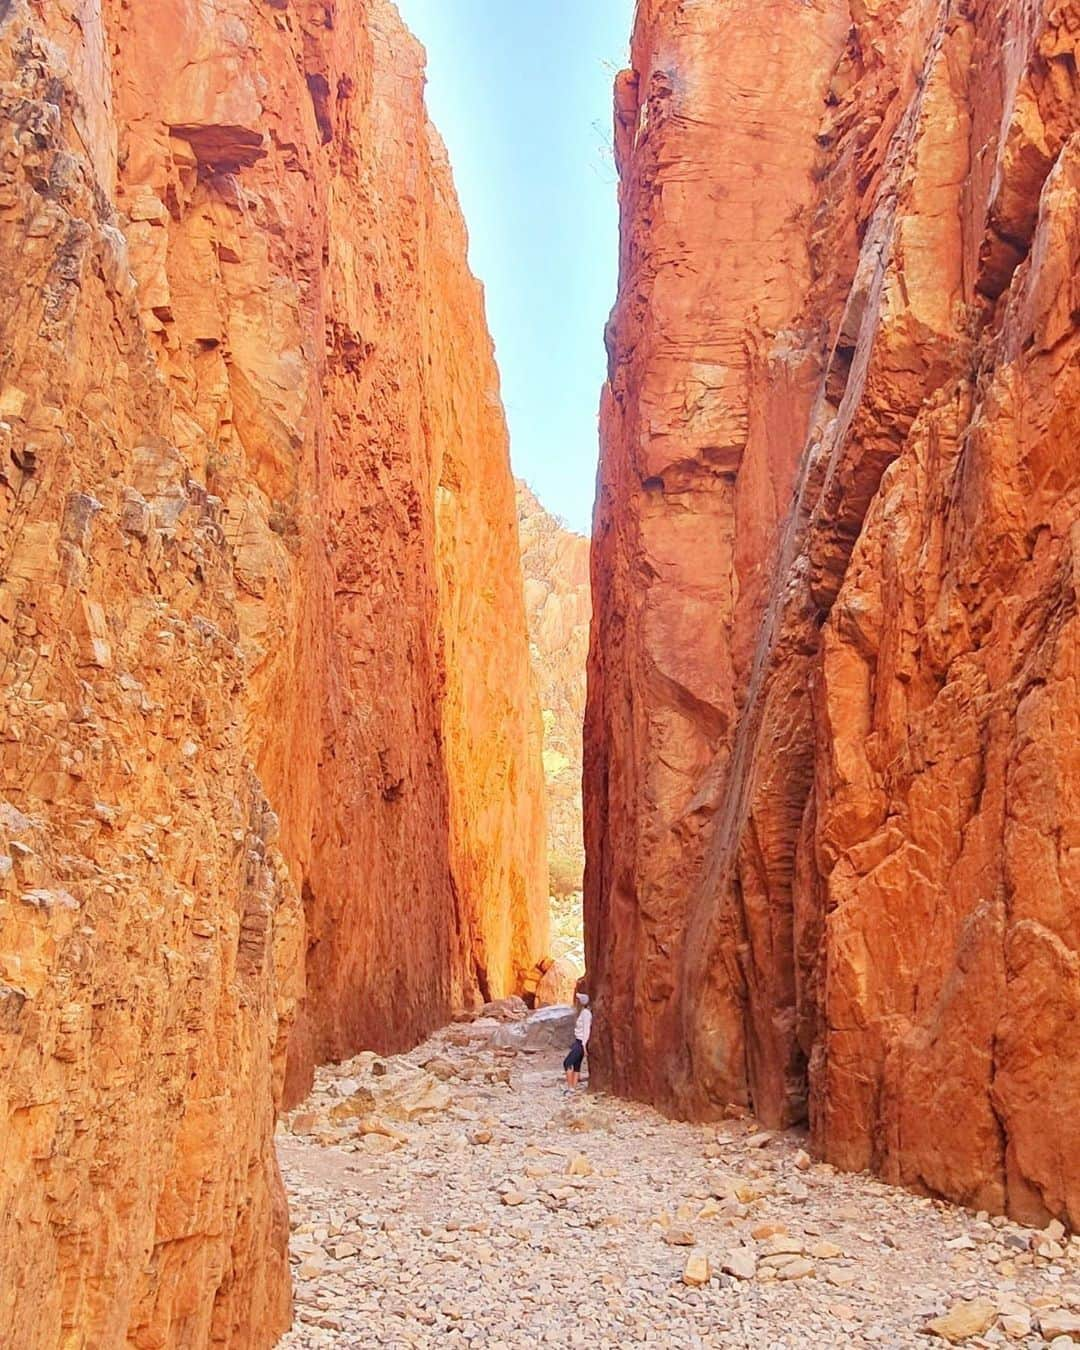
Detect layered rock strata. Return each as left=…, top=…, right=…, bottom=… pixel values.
left=0, top=1, right=546, bottom=1345
left=586, top=0, right=1079, bottom=1231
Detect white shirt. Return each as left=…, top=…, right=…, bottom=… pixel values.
left=574, top=1007, right=592, bottom=1046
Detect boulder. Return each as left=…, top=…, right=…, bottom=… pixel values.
left=535, top=957, right=582, bottom=1008
left=479, top=996, right=529, bottom=1022
left=492, top=1004, right=576, bottom=1052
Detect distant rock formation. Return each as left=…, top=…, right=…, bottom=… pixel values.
left=516, top=482, right=591, bottom=895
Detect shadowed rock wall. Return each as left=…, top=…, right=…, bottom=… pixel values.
left=586, top=0, right=1078, bottom=1229
left=0, top=0, right=546, bottom=1344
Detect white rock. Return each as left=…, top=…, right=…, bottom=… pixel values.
left=720, top=1249, right=758, bottom=1281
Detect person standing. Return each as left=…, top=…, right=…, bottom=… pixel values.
left=563, top=992, right=591, bottom=1090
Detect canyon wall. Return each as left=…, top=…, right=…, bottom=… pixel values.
left=586, top=0, right=1079, bottom=1230
left=0, top=0, right=546, bottom=1345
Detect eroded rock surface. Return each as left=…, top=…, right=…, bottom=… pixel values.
left=0, top=0, right=545, bottom=1344
left=586, top=0, right=1079, bottom=1230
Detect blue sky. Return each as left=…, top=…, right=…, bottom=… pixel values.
left=395, top=0, right=631, bottom=535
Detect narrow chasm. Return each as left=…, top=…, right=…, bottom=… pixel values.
left=515, top=480, right=591, bottom=1003
left=1, top=0, right=1078, bottom=1347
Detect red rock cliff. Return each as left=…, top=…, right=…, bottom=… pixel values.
left=0, top=0, right=546, bottom=1344
left=586, top=0, right=1079, bottom=1230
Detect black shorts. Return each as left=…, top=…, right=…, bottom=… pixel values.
left=563, top=1039, right=585, bottom=1072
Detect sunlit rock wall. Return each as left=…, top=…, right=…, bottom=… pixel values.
left=586, top=0, right=1078, bottom=1228
left=284, top=6, right=549, bottom=1098
left=0, top=0, right=546, bottom=1344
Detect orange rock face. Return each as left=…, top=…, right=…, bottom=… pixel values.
left=284, top=15, right=549, bottom=1097
left=586, top=0, right=1079, bottom=1228
left=0, top=0, right=545, bottom=1344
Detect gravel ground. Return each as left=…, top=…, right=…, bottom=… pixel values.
left=276, top=1010, right=1080, bottom=1349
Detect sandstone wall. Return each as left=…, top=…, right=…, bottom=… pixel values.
left=586, top=0, right=1079, bottom=1229
left=0, top=1, right=545, bottom=1344
left=283, top=9, right=549, bottom=1096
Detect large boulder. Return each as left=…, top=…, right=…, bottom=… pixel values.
left=535, top=957, right=582, bottom=1008
left=492, top=1004, right=576, bottom=1052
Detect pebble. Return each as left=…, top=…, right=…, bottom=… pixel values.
left=682, top=1251, right=710, bottom=1287
left=1041, top=1309, right=1080, bottom=1339
left=926, top=1297, right=997, bottom=1341
left=721, top=1249, right=758, bottom=1281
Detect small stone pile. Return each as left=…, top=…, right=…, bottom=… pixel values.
left=277, top=1007, right=1080, bottom=1348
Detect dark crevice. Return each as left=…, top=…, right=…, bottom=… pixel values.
left=306, top=73, right=333, bottom=145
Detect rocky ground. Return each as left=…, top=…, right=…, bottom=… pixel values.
left=276, top=1004, right=1080, bottom=1349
